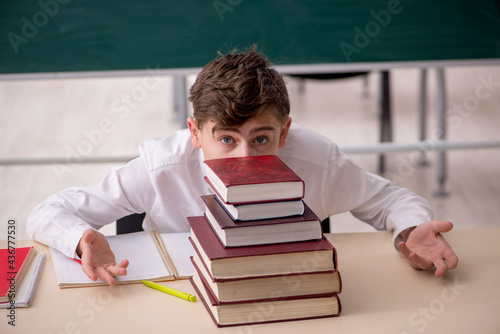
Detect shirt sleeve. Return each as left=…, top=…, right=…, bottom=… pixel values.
left=323, top=143, right=434, bottom=249
left=26, top=157, right=154, bottom=258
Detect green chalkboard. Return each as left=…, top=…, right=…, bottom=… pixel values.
left=1, top=0, right=499, bottom=74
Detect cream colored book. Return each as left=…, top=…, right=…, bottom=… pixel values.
left=49, top=231, right=194, bottom=288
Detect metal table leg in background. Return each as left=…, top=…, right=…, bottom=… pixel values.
left=378, top=70, right=393, bottom=174
left=435, top=67, right=449, bottom=196
left=418, top=68, right=429, bottom=166
left=173, top=75, right=188, bottom=128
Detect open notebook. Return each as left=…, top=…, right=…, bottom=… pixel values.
left=50, top=231, right=194, bottom=288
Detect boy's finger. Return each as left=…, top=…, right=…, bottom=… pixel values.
left=408, top=252, right=433, bottom=270
left=446, top=252, right=459, bottom=269
left=433, top=258, right=448, bottom=278
left=106, top=262, right=128, bottom=277
left=95, top=267, right=116, bottom=286
left=81, top=261, right=98, bottom=281
left=398, top=242, right=420, bottom=269
left=399, top=242, right=433, bottom=270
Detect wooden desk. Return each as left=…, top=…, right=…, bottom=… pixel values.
left=2, top=228, right=499, bottom=333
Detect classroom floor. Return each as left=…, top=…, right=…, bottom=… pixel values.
left=1, top=65, right=499, bottom=240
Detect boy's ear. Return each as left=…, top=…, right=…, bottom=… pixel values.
left=187, top=117, right=202, bottom=149
left=278, top=117, right=292, bottom=148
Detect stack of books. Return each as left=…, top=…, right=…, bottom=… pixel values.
left=189, top=155, right=342, bottom=327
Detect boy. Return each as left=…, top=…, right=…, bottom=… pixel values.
left=27, top=47, right=458, bottom=286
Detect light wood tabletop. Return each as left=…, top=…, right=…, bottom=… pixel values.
left=2, top=228, right=499, bottom=334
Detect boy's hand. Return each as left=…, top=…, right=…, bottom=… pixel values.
left=398, top=220, right=458, bottom=278
left=76, top=228, right=129, bottom=286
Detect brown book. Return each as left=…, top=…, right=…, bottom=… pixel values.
left=201, top=195, right=322, bottom=247
left=190, top=268, right=341, bottom=327
left=188, top=215, right=336, bottom=280
left=191, top=255, right=341, bottom=303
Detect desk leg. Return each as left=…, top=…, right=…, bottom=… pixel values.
left=435, top=67, right=450, bottom=196
left=173, top=75, right=188, bottom=128
left=417, top=68, right=429, bottom=166
left=379, top=70, right=392, bottom=174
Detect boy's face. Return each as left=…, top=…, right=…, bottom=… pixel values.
left=187, top=110, right=292, bottom=160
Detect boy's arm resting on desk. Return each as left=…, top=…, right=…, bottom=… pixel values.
left=322, top=144, right=433, bottom=238
left=346, top=180, right=458, bottom=277
left=349, top=185, right=458, bottom=277
left=322, top=145, right=458, bottom=276
left=26, top=157, right=152, bottom=283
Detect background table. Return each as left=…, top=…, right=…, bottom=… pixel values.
left=2, top=228, right=499, bottom=333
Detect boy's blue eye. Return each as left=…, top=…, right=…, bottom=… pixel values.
left=255, top=136, right=268, bottom=144
left=221, top=137, right=233, bottom=144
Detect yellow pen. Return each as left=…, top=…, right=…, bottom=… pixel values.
left=142, top=280, right=197, bottom=302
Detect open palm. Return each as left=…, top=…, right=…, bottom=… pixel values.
left=398, top=220, right=458, bottom=278
left=78, top=228, right=129, bottom=285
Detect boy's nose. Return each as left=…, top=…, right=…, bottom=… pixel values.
left=234, top=144, right=255, bottom=157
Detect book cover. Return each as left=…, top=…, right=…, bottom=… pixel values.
left=0, top=252, right=46, bottom=308
left=187, top=215, right=336, bottom=279
left=0, top=246, right=37, bottom=302
left=191, top=256, right=342, bottom=303
left=190, top=270, right=341, bottom=327
left=201, top=195, right=322, bottom=247
left=202, top=194, right=319, bottom=229
left=204, top=155, right=305, bottom=204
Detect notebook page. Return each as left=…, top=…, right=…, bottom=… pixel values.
left=108, top=232, right=172, bottom=282
left=159, top=233, right=194, bottom=278
left=50, top=231, right=172, bottom=285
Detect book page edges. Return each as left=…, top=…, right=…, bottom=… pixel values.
left=14, top=247, right=39, bottom=292
left=150, top=231, right=179, bottom=278
left=190, top=274, right=340, bottom=328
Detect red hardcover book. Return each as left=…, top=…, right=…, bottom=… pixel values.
left=0, top=246, right=37, bottom=303
left=201, top=195, right=322, bottom=247
left=190, top=266, right=341, bottom=327
left=190, top=255, right=341, bottom=303
left=187, top=215, right=337, bottom=280
left=204, top=155, right=305, bottom=204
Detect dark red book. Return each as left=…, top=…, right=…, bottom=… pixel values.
left=204, top=155, right=305, bottom=204
left=190, top=266, right=341, bottom=327
left=187, top=215, right=337, bottom=280
left=191, top=254, right=341, bottom=302
left=201, top=195, right=322, bottom=247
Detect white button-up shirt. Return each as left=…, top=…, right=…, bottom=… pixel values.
left=27, top=124, right=433, bottom=258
